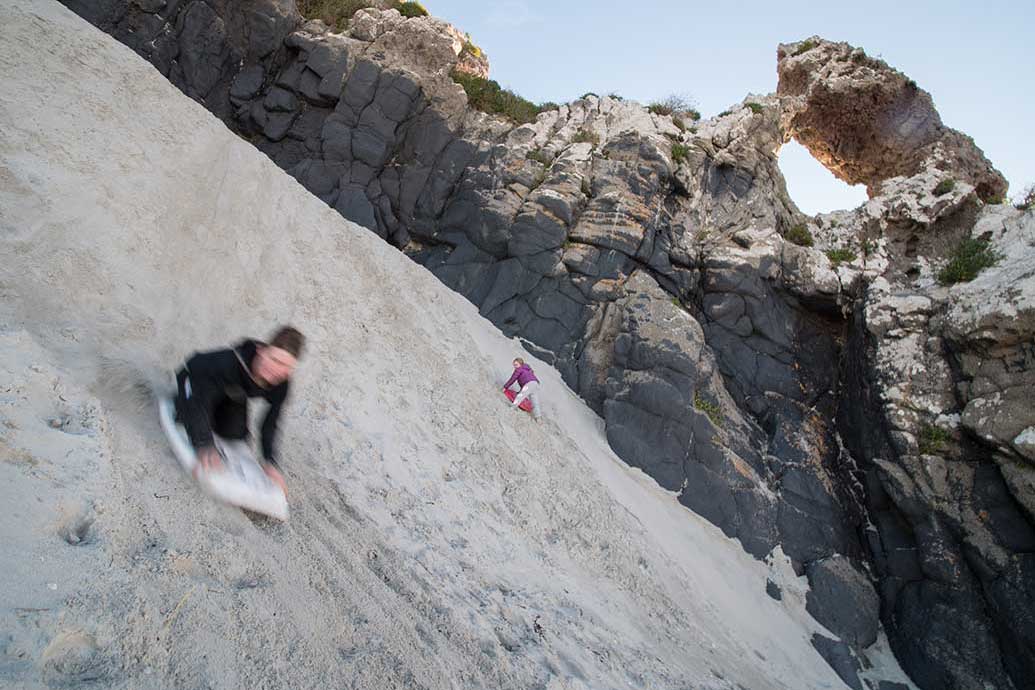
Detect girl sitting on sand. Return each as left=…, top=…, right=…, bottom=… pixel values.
left=503, top=357, right=542, bottom=421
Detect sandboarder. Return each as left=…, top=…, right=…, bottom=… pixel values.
left=174, top=326, right=304, bottom=494
left=503, top=357, right=542, bottom=421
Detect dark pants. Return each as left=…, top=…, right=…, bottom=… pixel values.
left=175, top=368, right=249, bottom=441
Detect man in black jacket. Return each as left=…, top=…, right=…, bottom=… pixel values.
left=174, top=326, right=304, bottom=494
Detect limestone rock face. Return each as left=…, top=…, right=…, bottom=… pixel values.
left=55, top=4, right=1035, bottom=689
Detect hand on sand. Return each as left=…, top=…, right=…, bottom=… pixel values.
left=263, top=463, right=288, bottom=496
left=194, top=446, right=223, bottom=478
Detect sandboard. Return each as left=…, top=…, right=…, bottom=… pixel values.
left=504, top=388, right=534, bottom=413
left=158, top=396, right=289, bottom=521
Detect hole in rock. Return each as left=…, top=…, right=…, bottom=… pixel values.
left=778, top=140, right=868, bottom=215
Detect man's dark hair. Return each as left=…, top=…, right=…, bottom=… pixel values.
left=269, top=325, right=305, bottom=359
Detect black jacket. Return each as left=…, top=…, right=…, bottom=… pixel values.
left=177, top=339, right=289, bottom=465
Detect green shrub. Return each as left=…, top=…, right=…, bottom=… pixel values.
left=861, top=238, right=874, bottom=256
left=718, top=109, right=732, bottom=117
left=572, top=129, right=600, bottom=147
left=687, top=109, right=701, bottom=121
left=694, top=392, right=724, bottom=428
left=671, top=143, right=689, bottom=164
left=673, top=117, right=686, bottom=132
left=689, top=126, right=698, bottom=134
left=526, top=148, right=553, bottom=166
left=298, top=0, right=428, bottom=30
left=460, top=33, right=482, bottom=57
left=581, top=92, right=599, bottom=100
left=396, top=0, right=429, bottom=17
left=297, top=0, right=376, bottom=31
left=649, top=93, right=697, bottom=118
left=933, top=178, right=956, bottom=196
left=538, top=101, right=560, bottom=112
left=581, top=177, right=592, bottom=197
left=451, top=69, right=543, bottom=124
left=530, top=168, right=547, bottom=189
left=746, top=102, right=764, bottom=115
left=825, top=247, right=856, bottom=266
left=937, top=237, right=1002, bottom=285
left=793, top=39, right=817, bottom=56
left=918, top=424, right=950, bottom=455
left=607, top=92, right=623, bottom=101
left=784, top=224, right=814, bottom=247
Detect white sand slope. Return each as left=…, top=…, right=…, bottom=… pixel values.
left=0, top=2, right=879, bottom=688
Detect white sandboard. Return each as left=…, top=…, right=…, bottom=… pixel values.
left=158, top=396, right=289, bottom=521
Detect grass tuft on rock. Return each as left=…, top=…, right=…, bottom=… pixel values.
left=526, top=148, right=553, bottom=166
left=784, top=223, right=814, bottom=247
left=825, top=247, right=856, bottom=266
left=572, top=129, right=600, bottom=147
left=793, top=39, right=817, bottom=56
left=936, top=237, right=1002, bottom=285
left=933, top=178, right=956, bottom=196
left=694, top=392, right=724, bottom=428
left=746, top=102, right=764, bottom=115
left=671, top=143, right=689, bottom=165
left=918, top=424, right=951, bottom=455
left=396, top=1, right=429, bottom=17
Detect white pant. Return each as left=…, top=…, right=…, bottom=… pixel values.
left=512, top=381, right=542, bottom=419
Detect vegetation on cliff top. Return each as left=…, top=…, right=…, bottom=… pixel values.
left=451, top=70, right=556, bottom=125
left=298, top=0, right=428, bottom=31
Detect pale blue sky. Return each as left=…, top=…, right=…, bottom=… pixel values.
left=426, top=0, right=1033, bottom=215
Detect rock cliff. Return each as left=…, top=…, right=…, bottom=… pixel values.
left=55, top=4, right=1035, bottom=689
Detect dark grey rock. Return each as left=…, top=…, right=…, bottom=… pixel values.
left=287, top=107, right=330, bottom=142
left=341, top=59, right=379, bottom=113
left=263, top=86, right=298, bottom=113
left=379, top=83, right=416, bottom=123
left=321, top=114, right=352, bottom=162
left=358, top=103, right=397, bottom=141
left=350, top=162, right=376, bottom=186
left=276, top=59, right=305, bottom=92
left=334, top=184, right=377, bottom=230
left=287, top=159, right=344, bottom=197
left=244, top=4, right=291, bottom=59
left=805, top=555, right=879, bottom=650
left=810, top=635, right=863, bottom=690
left=305, top=40, right=347, bottom=77
left=765, top=579, right=782, bottom=601
left=297, top=68, right=334, bottom=107
left=351, top=129, right=388, bottom=168
left=263, top=111, right=298, bottom=142
left=229, top=65, right=264, bottom=101
left=177, top=1, right=229, bottom=99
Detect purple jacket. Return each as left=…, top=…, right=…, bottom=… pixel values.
left=504, top=364, right=539, bottom=390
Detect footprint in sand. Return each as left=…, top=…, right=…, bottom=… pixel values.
left=57, top=504, right=96, bottom=546
left=40, top=629, right=111, bottom=686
